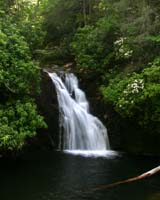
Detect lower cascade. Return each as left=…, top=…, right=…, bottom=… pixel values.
left=49, top=72, right=110, bottom=151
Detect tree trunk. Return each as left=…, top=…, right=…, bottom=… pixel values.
left=83, top=0, right=87, bottom=26
left=94, top=166, right=160, bottom=190
left=88, top=0, right=91, bottom=16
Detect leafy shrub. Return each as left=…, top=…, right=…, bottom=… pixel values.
left=0, top=99, right=47, bottom=151
left=0, top=1, right=47, bottom=155
left=101, top=63, right=160, bottom=129
left=0, top=25, right=40, bottom=94
left=71, top=16, right=119, bottom=73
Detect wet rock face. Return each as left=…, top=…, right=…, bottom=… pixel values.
left=37, top=69, right=59, bottom=149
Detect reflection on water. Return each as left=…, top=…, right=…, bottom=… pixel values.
left=0, top=150, right=159, bottom=200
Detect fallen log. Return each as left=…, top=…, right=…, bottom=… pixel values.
left=94, top=166, right=160, bottom=191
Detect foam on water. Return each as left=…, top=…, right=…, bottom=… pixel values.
left=64, top=150, right=119, bottom=158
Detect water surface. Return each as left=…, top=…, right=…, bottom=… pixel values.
left=0, top=150, right=159, bottom=200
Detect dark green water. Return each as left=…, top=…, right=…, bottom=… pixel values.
left=0, top=151, right=159, bottom=200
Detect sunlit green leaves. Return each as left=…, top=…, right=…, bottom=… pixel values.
left=0, top=27, right=40, bottom=94
left=0, top=0, right=46, bottom=154
left=101, top=64, right=160, bottom=129
left=0, top=99, right=47, bottom=151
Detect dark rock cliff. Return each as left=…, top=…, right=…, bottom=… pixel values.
left=36, top=68, right=59, bottom=149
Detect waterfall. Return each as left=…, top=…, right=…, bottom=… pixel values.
left=49, top=72, right=110, bottom=151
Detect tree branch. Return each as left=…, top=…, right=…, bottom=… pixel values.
left=94, top=166, right=160, bottom=191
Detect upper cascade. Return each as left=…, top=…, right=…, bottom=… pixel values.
left=49, top=72, right=110, bottom=151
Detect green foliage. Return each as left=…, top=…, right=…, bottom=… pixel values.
left=17, top=3, right=46, bottom=53
left=0, top=24, right=40, bottom=94
left=21, top=20, right=45, bottom=53
left=71, top=0, right=160, bottom=74
left=114, top=37, right=133, bottom=61
left=43, top=0, right=81, bottom=45
left=2, top=0, right=46, bottom=54
left=42, top=0, right=109, bottom=63
left=0, top=99, right=47, bottom=151
left=71, top=16, right=119, bottom=73
left=0, top=0, right=47, bottom=155
left=101, top=63, right=160, bottom=130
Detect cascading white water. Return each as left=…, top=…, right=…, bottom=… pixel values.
left=49, top=72, right=110, bottom=151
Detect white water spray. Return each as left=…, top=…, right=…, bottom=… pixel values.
left=49, top=72, right=110, bottom=151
